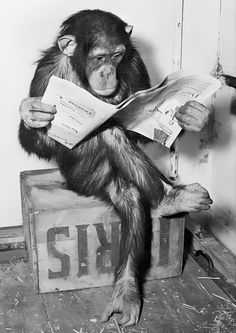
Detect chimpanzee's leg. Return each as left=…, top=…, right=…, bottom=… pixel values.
left=101, top=176, right=149, bottom=327
left=100, top=126, right=165, bottom=206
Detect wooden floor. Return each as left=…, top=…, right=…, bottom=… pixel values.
left=0, top=254, right=236, bottom=333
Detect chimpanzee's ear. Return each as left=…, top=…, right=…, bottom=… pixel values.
left=58, top=35, right=77, bottom=57
left=125, top=25, right=133, bottom=36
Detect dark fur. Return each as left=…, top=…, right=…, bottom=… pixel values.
left=19, top=9, right=165, bottom=323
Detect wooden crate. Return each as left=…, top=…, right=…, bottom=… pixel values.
left=20, top=168, right=185, bottom=293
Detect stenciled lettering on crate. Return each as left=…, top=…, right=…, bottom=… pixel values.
left=21, top=169, right=185, bottom=293
left=47, top=218, right=178, bottom=278
left=47, top=221, right=120, bottom=280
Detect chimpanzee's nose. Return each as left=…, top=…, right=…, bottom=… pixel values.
left=101, top=66, right=114, bottom=78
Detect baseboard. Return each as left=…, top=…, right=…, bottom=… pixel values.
left=0, top=225, right=27, bottom=262
left=186, top=215, right=236, bottom=285
left=0, top=225, right=25, bottom=249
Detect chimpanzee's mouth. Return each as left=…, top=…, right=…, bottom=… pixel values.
left=92, top=86, right=117, bottom=97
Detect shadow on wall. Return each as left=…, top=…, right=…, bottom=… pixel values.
left=179, top=86, right=235, bottom=161
left=193, top=205, right=236, bottom=256
left=134, top=36, right=163, bottom=86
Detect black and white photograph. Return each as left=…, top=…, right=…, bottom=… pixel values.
left=0, top=0, right=236, bottom=332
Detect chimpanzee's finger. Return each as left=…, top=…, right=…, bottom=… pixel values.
left=31, top=111, right=55, bottom=122
left=192, top=190, right=211, bottom=199
left=30, top=102, right=56, bottom=114
left=186, top=183, right=209, bottom=193
left=178, top=101, right=206, bottom=116
left=184, top=100, right=208, bottom=113
left=188, top=208, right=201, bottom=213
left=194, top=203, right=211, bottom=210
left=175, top=111, right=201, bottom=124
left=177, top=120, right=197, bottom=131
left=199, top=197, right=213, bottom=204
left=100, top=305, right=113, bottom=323
left=178, top=120, right=204, bottom=131
left=118, top=313, right=131, bottom=326
left=28, top=121, right=51, bottom=128
left=20, top=97, right=56, bottom=114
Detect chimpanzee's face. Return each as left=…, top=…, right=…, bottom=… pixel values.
left=86, top=38, right=126, bottom=96
left=58, top=29, right=130, bottom=97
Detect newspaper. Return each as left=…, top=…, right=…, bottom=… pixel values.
left=42, top=72, right=221, bottom=149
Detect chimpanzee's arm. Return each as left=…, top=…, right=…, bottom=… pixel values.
left=18, top=120, right=56, bottom=160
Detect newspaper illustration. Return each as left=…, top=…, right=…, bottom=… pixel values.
left=42, top=72, right=221, bottom=149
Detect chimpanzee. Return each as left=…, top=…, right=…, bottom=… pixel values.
left=19, top=9, right=212, bottom=327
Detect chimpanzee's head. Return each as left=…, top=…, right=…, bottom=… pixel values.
left=57, top=9, right=133, bottom=97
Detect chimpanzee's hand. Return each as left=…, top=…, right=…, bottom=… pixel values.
left=19, top=97, right=56, bottom=128
left=175, top=101, right=211, bottom=132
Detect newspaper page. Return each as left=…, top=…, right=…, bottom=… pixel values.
left=42, top=76, right=116, bottom=148
left=117, top=73, right=222, bottom=148
left=42, top=73, right=221, bottom=149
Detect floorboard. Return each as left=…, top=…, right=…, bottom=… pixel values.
left=0, top=255, right=236, bottom=333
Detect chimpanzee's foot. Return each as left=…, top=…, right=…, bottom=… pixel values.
left=101, top=278, right=141, bottom=327
left=101, top=294, right=141, bottom=327
left=158, top=183, right=213, bottom=216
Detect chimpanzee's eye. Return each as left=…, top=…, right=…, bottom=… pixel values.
left=112, top=52, right=124, bottom=63
left=112, top=52, right=124, bottom=62
left=95, top=55, right=105, bottom=62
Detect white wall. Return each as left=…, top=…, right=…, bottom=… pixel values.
left=0, top=0, right=176, bottom=227
left=177, top=0, right=236, bottom=254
